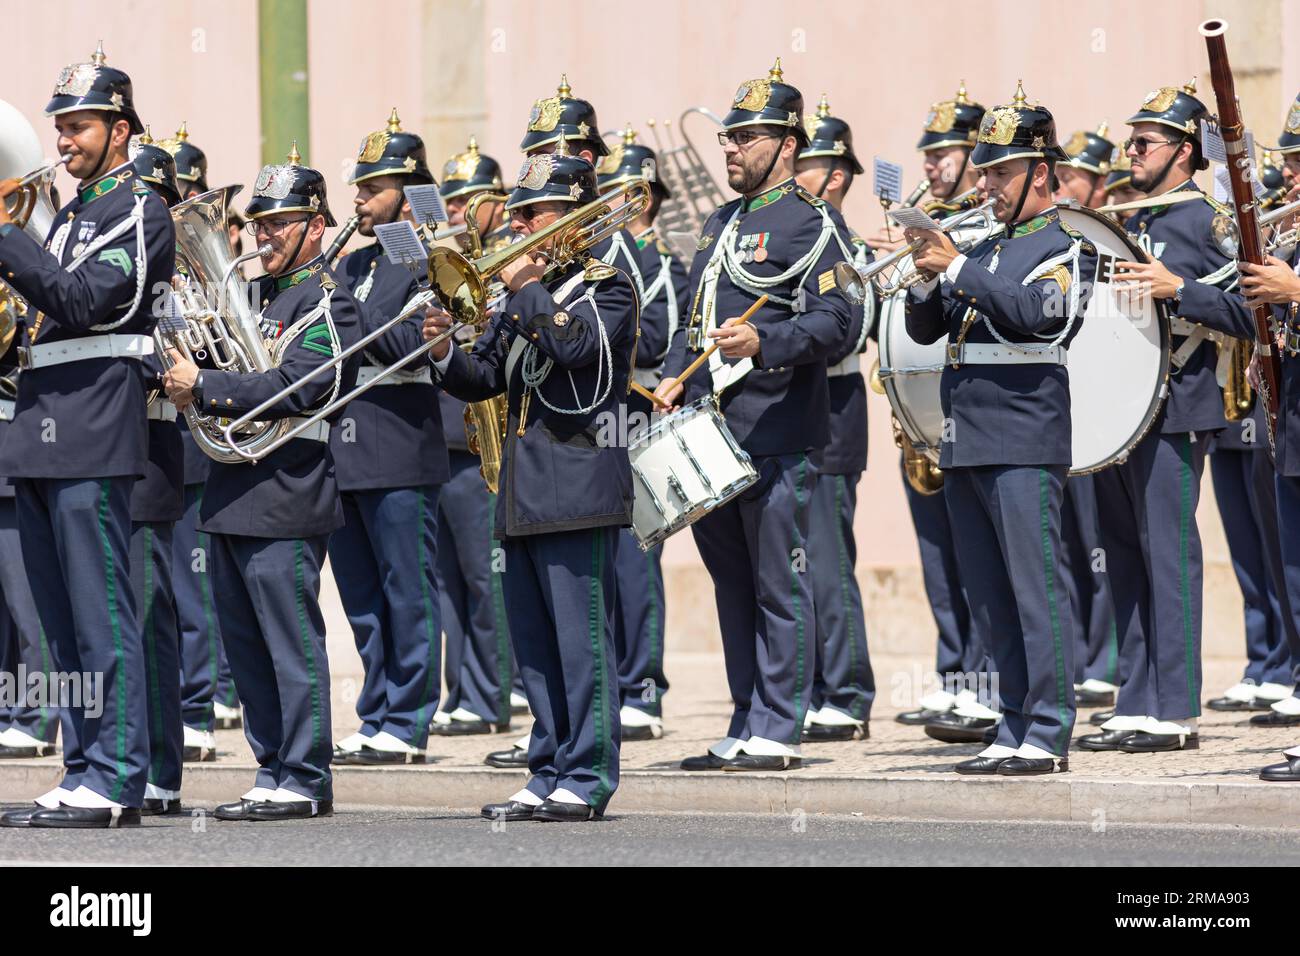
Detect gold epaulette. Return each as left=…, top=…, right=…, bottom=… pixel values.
left=1202, top=194, right=1233, bottom=216
left=1058, top=220, right=1096, bottom=256
left=655, top=237, right=672, bottom=256
left=795, top=185, right=825, bottom=207
left=319, top=272, right=337, bottom=291
left=584, top=259, right=617, bottom=281
left=1043, top=264, right=1072, bottom=293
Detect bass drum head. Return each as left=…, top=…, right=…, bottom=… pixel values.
left=877, top=284, right=947, bottom=462
left=1056, top=204, right=1170, bottom=473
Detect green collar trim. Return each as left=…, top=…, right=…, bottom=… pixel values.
left=276, top=260, right=323, bottom=291
left=79, top=168, right=134, bottom=205
left=635, top=229, right=656, bottom=251
left=1011, top=210, right=1058, bottom=238
left=745, top=180, right=794, bottom=212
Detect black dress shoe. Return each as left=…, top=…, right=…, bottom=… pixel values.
left=1249, top=711, right=1300, bottom=727
left=1206, top=696, right=1260, bottom=712
left=480, top=799, right=536, bottom=821
left=924, top=713, right=996, bottom=743
left=1260, top=756, right=1300, bottom=781
left=1089, top=709, right=1115, bottom=726
left=29, top=806, right=141, bottom=829
left=141, top=798, right=184, bottom=816
left=346, top=746, right=426, bottom=765
left=895, top=707, right=945, bottom=725
left=982, top=724, right=999, bottom=745
left=429, top=719, right=503, bottom=736
left=680, top=752, right=728, bottom=771
left=954, top=756, right=1005, bottom=774
left=484, top=748, right=529, bottom=769
left=621, top=725, right=661, bottom=742
left=0, top=803, right=53, bottom=828
left=215, top=798, right=271, bottom=821
left=1077, top=729, right=1136, bottom=751
left=1075, top=688, right=1115, bottom=707
left=998, top=756, right=1068, bottom=775
left=533, top=799, right=599, bottom=822
left=1119, top=732, right=1198, bottom=752
left=801, top=722, right=868, bottom=742
left=722, top=754, right=802, bottom=771
left=0, top=743, right=56, bottom=759
left=246, top=799, right=333, bottom=820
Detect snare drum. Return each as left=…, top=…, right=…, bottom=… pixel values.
left=628, top=397, right=758, bottom=550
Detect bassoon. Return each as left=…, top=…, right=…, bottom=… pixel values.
left=1200, top=18, right=1282, bottom=442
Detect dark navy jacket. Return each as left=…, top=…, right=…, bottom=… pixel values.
left=0, top=354, right=16, bottom=499
left=131, top=353, right=185, bottom=524
left=1274, top=249, right=1300, bottom=477
left=1126, top=181, right=1254, bottom=435
left=820, top=231, right=875, bottom=475
left=906, top=209, right=1098, bottom=468
left=197, top=258, right=363, bottom=538
left=663, top=179, right=854, bottom=458
left=0, top=164, right=174, bottom=479
left=330, top=242, right=448, bottom=491
left=627, top=227, right=689, bottom=416
left=434, top=259, right=638, bottom=539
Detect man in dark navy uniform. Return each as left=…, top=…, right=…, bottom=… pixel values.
left=163, top=145, right=362, bottom=820
left=425, top=152, right=638, bottom=822
left=0, top=45, right=175, bottom=828
left=904, top=85, right=1097, bottom=775
left=596, top=125, right=689, bottom=742
left=656, top=60, right=854, bottom=772
left=432, top=137, right=521, bottom=743
left=1080, top=79, right=1255, bottom=755
left=792, top=95, right=875, bottom=742
left=154, top=121, right=243, bottom=747
left=328, top=109, right=449, bottom=765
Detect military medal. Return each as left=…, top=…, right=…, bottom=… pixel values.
left=753, top=234, right=769, bottom=263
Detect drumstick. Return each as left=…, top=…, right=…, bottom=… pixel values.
left=630, top=381, right=669, bottom=408
left=672, top=294, right=769, bottom=389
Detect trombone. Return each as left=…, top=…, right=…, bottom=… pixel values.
left=219, top=180, right=651, bottom=462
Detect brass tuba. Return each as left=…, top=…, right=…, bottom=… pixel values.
left=1221, top=339, right=1254, bottom=422
left=464, top=387, right=508, bottom=493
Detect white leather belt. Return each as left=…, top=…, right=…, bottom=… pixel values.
left=287, top=417, right=330, bottom=443
left=827, top=353, right=862, bottom=378
left=147, top=398, right=177, bottom=422
left=0, top=400, right=13, bottom=422
left=356, top=364, right=432, bottom=387
left=632, top=366, right=662, bottom=390
left=946, top=343, right=1068, bottom=367
left=18, top=333, right=153, bottom=370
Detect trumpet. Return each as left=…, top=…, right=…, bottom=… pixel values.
left=218, top=180, right=651, bottom=463
left=1262, top=196, right=1300, bottom=254
left=835, top=198, right=999, bottom=302
left=459, top=190, right=510, bottom=259
left=0, top=154, right=68, bottom=237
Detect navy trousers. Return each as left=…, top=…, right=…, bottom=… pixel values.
left=437, top=452, right=514, bottom=724
left=211, top=533, right=332, bottom=801
left=613, top=530, right=668, bottom=716
left=176, top=484, right=237, bottom=731
left=130, top=521, right=184, bottom=793
left=902, top=458, right=981, bottom=679
left=1269, top=473, right=1300, bottom=693
left=16, top=477, right=149, bottom=806
left=506, top=526, right=619, bottom=813
left=0, top=497, right=57, bottom=742
left=944, top=465, right=1076, bottom=756
left=693, top=453, right=816, bottom=749
left=329, top=485, right=441, bottom=748
left=1060, top=475, right=1119, bottom=687
left=1095, top=430, right=1208, bottom=722
left=809, top=471, right=875, bottom=721
left=1211, top=449, right=1297, bottom=687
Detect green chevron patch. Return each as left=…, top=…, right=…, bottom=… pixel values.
left=300, top=321, right=336, bottom=357
left=97, top=247, right=133, bottom=276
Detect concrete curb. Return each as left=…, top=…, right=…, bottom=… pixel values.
left=2, top=763, right=1296, bottom=826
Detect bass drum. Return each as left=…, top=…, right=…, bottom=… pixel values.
left=876, top=203, right=1170, bottom=475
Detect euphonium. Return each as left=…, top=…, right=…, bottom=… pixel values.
left=1221, top=339, right=1254, bottom=422
left=464, top=383, right=509, bottom=493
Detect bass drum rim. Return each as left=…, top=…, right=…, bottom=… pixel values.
left=876, top=281, right=946, bottom=463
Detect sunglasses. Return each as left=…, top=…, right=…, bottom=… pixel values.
left=717, top=130, right=777, bottom=149
left=1123, top=135, right=1179, bottom=156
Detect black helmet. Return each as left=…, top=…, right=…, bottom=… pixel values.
left=917, top=81, right=985, bottom=152
left=1275, top=92, right=1300, bottom=155
left=245, top=142, right=337, bottom=226
left=519, top=75, right=608, bottom=157
left=154, top=121, right=208, bottom=193
left=348, top=108, right=433, bottom=185
left=128, top=128, right=181, bottom=207
left=505, top=148, right=598, bottom=210
left=440, top=137, right=504, bottom=200
left=971, top=82, right=1068, bottom=169
left=45, top=42, right=144, bottom=135
left=722, top=58, right=808, bottom=147
left=799, top=94, right=864, bottom=174
left=1062, top=121, right=1115, bottom=176
left=1126, top=77, right=1208, bottom=170
left=596, top=125, right=670, bottom=199
left=1103, top=150, right=1134, bottom=194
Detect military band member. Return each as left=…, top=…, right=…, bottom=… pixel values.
left=792, top=95, right=875, bottom=741
left=126, top=132, right=186, bottom=814
left=1081, top=80, right=1254, bottom=755
left=656, top=60, right=854, bottom=771
left=433, top=137, right=520, bottom=741
left=0, top=46, right=174, bottom=828
left=163, top=147, right=363, bottom=819
left=425, top=152, right=638, bottom=822
left=904, top=86, right=1097, bottom=775
left=1102, top=152, right=1142, bottom=224
left=1055, top=123, right=1113, bottom=209
left=596, top=125, right=688, bottom=741
left=155, top=121, right=243, bottom=745
left=328, top=110, right=449, bottom=765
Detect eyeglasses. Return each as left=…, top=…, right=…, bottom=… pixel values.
left=246, top=216, right=308, bottom=237
left=1123, top=136, right=1179, bottom=156
left=511, top=205, right=549, bottom=222
left=717, top=129, right=777, bottom=149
